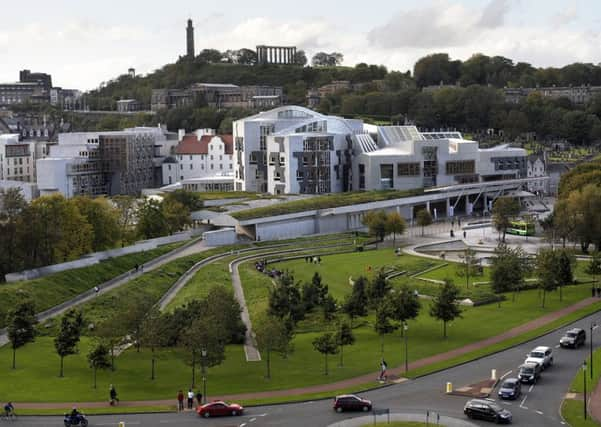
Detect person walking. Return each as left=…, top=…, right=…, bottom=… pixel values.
left=177, top=390, right=184, bottom=411
left=187, top=389, right=194, bottom=409
left=379, top=359, right=388, bottom=381
left=109, top=384, right=119, bottom=406
left=195, top=390, right=203, bottom=406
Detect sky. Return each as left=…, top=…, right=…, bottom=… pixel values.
left=1, top=0, right=601, bottom=90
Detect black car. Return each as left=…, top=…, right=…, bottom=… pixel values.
left=464, top=399, right=512, bottom=423
left=518, top=363, right=541, bottom=384
left=333, top=394, right=372, bottom=413
left=498, top=378, right=522, bottom=400
left=560, top=328, right=586, bottom=348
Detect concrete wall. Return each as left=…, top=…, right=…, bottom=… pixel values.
left=5, top=229, right=203, bottom=282
left=202, top=228, right=237, bottom=246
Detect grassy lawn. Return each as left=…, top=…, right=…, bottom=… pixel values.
left=361, top=423, right=438, bottom=427
left=231, top=189, right=424, bottom=220
left=562, top=400, right=600, bottom=427
left=0, top=242, right=184, bottom=329
left=15, top=406, right=175, bottom=416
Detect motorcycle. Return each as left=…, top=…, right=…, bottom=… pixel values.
left=63, top=413, right=88, bottom=427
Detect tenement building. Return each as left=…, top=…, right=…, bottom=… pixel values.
left=234, top=106, right=528, bottom=195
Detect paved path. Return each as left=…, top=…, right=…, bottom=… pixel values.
left=588, top=373, right=601, bottom=422
left=327, top=412, right=478, bottom=427
left=0, top=237, right=209, bottom=347
left=13, top=295, right=600, bottom=410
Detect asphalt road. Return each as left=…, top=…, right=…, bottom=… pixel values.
left=8, top=310, right=600, bottom=427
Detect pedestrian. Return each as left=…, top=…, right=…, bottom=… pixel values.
left=318, top=256, right=321, bottom=264
left=379, top=359, right=388, bottom=381
left=597, top=287, right=601, bottom=298
left=140, top=264, right=144, bottom=272
left=195, top=391, right=203, bottom=406
left=134, top=264, right=139, bottom=272
left=177, top=390, right=184, bottom=411
left=94, top=286, right=100, bottom=294
left=450, top=229, right=454, bottom=238
left=109, top=384, right=119, bottom=406
left=463, top=230, right=467, bottom=239
left=451, top=219, right=455, bottom=227
left=458, top=218, right=461, bottom=226
left=187, top=389, right=194, bottom=409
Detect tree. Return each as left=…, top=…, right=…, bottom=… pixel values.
left=416, top=209, right=433, bottom=236
left=163, top=189, right=203, bottom=212
left=112, top=195, right=137, bottom=244
left=312, top=333, right=339, bottom=375
left=429, top=280, right=461, bottom=338
left=139, top=307, right=168, bottom=380
left=388, top=285, right=420, bottom=336
left=362, top=210, right=388, bottom=242
left=386, top=211, right=406, bottom=246
left=87, top=342, right=111, bottom=389
left=122, top=296, right=154, bottom=353
left=136, top=198, right=168, bottom=239
left=311, top=52, right=344, bottom=67
left=322, top=293, right=338, bottom=321
left=268, top=271, right=305, bottom=322
left=557, top=250, right=574, bottom=301
left=586, top=252, right=601, bottom=296
left=0, top=188, right=27, bottom=279
left=536, top=248, right=560, bottom=308
left=237, top=48, right=258, bottom=65
left=301, top=272, right=328, bottom=312
left=492, top=197, right=520, bottom=243
left=254, top=312, right=294, bottom=379
left=336, top=322, right=355, bottom=367
left=162, top=198, right=191, bottom=235
left=294, top=50, right=308, bottom=66
left=196, top=49, right=223, bottom=64
left=72, top=196, right=121, bottom=251
left=490, top=245, right=530, bottom=299
left=456, top=248, right=479, bottom=288
left=342, top=276, right=369, bottom=326
left=367, top=270, right=391, bottom=307
left=54, top=309, right=84, bottom=377
left=94, top=316, right=125, bottom=371
left=374, top=299, right=397, bottom=357
left=6, top=300, right=37, bottom=369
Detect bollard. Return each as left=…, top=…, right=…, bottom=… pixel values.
left=119, top=422, right=125, bottom=427
left=491, top=369, right=497, bottom=380
left=446, top=382, right=453, bottom=393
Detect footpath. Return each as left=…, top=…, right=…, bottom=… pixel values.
left=14, top=296, right=600, bottom=410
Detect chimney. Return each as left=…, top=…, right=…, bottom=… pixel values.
left=178, top=129, right=186, bottom=141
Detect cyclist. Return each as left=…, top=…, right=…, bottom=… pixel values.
left=3, top=402, right=14, bottom=418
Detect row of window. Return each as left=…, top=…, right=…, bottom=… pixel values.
left=4, top=157, right=30, bottom=165
left=167, top=163, right=232, bottom=171
left=178, top=154, right=232, bottom=161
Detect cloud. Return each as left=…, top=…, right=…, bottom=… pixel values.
left=478, top=0, right=511, bottom=28
left=550, top=5, right=579, bottom=27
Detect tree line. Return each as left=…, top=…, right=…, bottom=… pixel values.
left=0, top=189, right=203, bottom=281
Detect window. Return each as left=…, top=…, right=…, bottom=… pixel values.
left=445, top=160, right=475, bottom=175
left=201, top=164, right=204, bottom=170
left=229, top=164, right=233, bottom=169
left=220, top=164, right=223, bottom=169
left=296, top=170, right=304, bottom=181
left=260, top=125, right=274, bottom=150
left=180, top=164, right=183, bottom=170
left=168, top=165, right=171, bottom=171
left=249, top=153, right=257, bottom=164
left=190, top=164, right=193, bottom=170
left=210, top=164, right=214, bottom=170
left=180, top=176, right=184, bottom=180
left=397, top=162, right=420, bottom=176
left=219, top=155, right=222, bottom=160
left=189, top=155, right=193, bottom=160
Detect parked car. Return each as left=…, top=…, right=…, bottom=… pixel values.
left=197, top=401, right=243, bottom=418
left=464, top=399, right=512, bottom=423
left=518, top=362, right=541, bottom=384
left=560, top=328, right=586, bottom=348
left=333, top=394, right=372, bottom=413
left=525, top=346, right=553, bottom=369
left=498, top=378, right=522, bottom=400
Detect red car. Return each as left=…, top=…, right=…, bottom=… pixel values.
left=197, top=401, right=244, bottom=418
left=333, top=394, right=372, bottom=413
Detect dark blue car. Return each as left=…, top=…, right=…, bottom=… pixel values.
left=498, top=378, right=521, bottom=400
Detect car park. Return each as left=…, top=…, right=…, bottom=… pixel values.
left=498, top=378, right=521, bottom=400
left=464, top=399, right=512, bottom=423
left=518, top=362, right=541, bottom=384
left=560, top=328, right=586, bottom=348
left=333, top=394, right=372, bottom=412
left=525, top=346, right=553, bottom=369
left=197, top=401, right=243, bottom=418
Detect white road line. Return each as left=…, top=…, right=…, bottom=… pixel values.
left=536, top=410, right=544, bottom=415
left=240, top=423, right=247, bottom=427
left=250, top=417, right=257, bottom=422
left=520, top=396, right=528, bottom=407
left=529, top=384, right=535, bottom=392
left=521, top=406, right=529, bottom=410
left=555, top=344, right=560, bottom=348
left=594, top=325, right=599, bottom=330
left=500, top=370, right=513, bottom=380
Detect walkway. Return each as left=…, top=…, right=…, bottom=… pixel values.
left=588, top=374, right=601, bottom=423
left=0, top=237, right=210, bottom=347
left=13, top=296, right=600, bottom=410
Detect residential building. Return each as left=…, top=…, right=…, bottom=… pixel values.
left=527, top=153, right=546, bottom=194
left=151, top=89, right=196, bottom=111
left=0, top=134, right=48, bottom=183
left=50, top=88, right=83, bottom=110
left=234, top=106, right=530, bottom=197
left=0, top=70, right=53, bottom=106
left=116, top=99, right=142, bottom=112
left=504, top=85, right=601, bottom=105
left=162, top=129, right=234, bottom=185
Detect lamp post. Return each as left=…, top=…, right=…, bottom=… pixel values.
left=592, top=322, right=597, bottom=380
left=404, top=322, right=409, bottom=373
left=582, top=360, right=586, bottom=420
left=201, top=349, right=207, bottom=404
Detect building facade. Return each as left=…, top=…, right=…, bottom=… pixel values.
left=504, top=85, right=601, bottom=105
left=234, top=106, right=530, bottom=196
left=0, top=134, right=48, bottom=183
left=527, top=153, right=547, bottom=194
left=162, top=130, right=233, bottom=185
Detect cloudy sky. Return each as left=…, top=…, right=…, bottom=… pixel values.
left=1, top=0, right=600, bottom=90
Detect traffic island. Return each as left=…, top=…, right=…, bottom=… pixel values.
left=447, top=378, right=498, bottom=398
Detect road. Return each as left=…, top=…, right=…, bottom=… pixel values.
left=9, top=310, right=600, bottom=427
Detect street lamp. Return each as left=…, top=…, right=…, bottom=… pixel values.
left=592, top=322, right=597, bottom=380
left=201, top=349, right=207, bottom=404
left=583, top=360, right=588, bottom=420
left=404, top=322, right=409, bottom=374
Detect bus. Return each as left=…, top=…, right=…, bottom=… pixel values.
left=506, top=220, right=535, bottom=236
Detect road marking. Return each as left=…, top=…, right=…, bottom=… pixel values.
left=500, top=370, right=512, bottom=380
left=536, top=410, right=544, bottom=415
left=250, top=417, right=257, bottom=422
left=240, top=423, right=247, bottom=427
left=520, top=396, right=528, bottom=407
left=529, top=384, right=535, bottom=392
left=555, top=344, right=560, bottom=348
left=594, top=325, right=599, bottom=331
left=521, top=406, right=529, bottom=410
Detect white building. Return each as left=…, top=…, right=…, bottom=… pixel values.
left=234, top=106, right=529, bottom=196
left=0, top=133, right=48, bottom=183
left=527, top=153, right=546, bottom=194
left=234, top=106, right=361, bottom=193
left=162, top=130, right=234, bottom=186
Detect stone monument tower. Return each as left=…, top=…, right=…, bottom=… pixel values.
left=186, top=19, right=195, bottom=59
